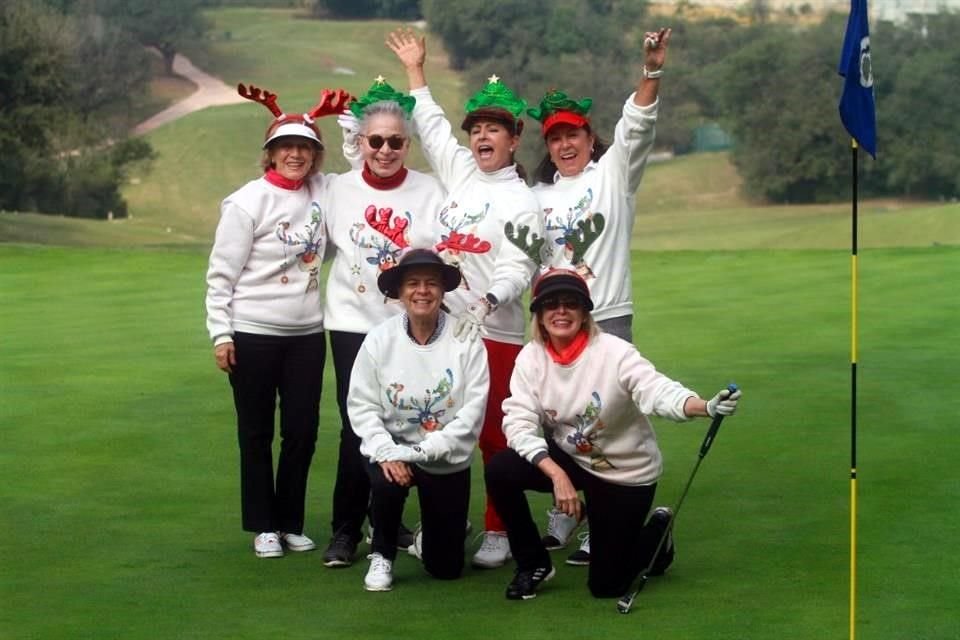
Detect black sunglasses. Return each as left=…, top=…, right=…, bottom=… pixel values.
left=540, top=296, right=583, bottom=311
left=364, top=134, right=406, bottom=151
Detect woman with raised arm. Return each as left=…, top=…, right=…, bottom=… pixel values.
left=319, top=79, right=447, bottom=569
left=205, top=84, right=349, bottom=558
left=387, top=28, right=545, bottom=570
left=485, top=269, right=741, bottom=600
left=529, top=28, right=674, bottom=566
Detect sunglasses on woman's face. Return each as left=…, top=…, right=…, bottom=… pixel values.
left=364, top=134, right=406, bottom=151
left=540, top=296, right=583, bottom=311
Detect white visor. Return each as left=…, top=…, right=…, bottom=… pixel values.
left=263, top=122, right=323, bottom=149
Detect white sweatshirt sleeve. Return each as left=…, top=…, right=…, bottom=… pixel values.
left=501, top=347, right=550, bottom=463
left=347, top=339, right=399, bottom=462
left=409, top=86, right=476, bottom=189
left=486, top=192, right=543, bottom=306
left=205, top=200, right=256, bottom=345
left=417, top=338, right=490, bottom=462
left=618, top=344, right=695, bottom=422
left=599, top=94, right=659, bottom=196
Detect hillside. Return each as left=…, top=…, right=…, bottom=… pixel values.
left=1, top=8, right=957, bottom=250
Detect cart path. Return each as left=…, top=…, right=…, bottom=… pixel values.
left=132, top=53, right=247, bottom=135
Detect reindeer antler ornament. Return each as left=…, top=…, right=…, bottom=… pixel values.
left=238, top=82, right=355, bottom=148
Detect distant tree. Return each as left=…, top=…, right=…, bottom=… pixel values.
left=96, top=0, right=208, bottom=75
left=421, top=0, right=550, bottom=70
left=713, top=22, right=858, bottom=202
left=311, top=0, right=420, bottom=19
left=880, top=44, right=960, bottom=198
left=0, top=0, right=154, bottom=217
left=0, top=1, right=70, bottom=209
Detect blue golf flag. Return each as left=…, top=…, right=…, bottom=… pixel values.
left=838, top=0, right=877, bottom=157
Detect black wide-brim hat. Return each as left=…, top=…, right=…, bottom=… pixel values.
left=529, top=268, right=594, bottom=312
left=377, top=248, right=462, bottom=299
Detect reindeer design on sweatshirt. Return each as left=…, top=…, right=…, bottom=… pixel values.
left=435, top=201, right=492, bottom=289
left=386, top=369, right=456, bottom=436
left=275, top=201, right=324, bottom=291
left=544, top=188, right=605, bottom=280
left=545, top=391, right=615, bottom=470
left=362, top=203, right=490, bottom=292
left=347, top=204, right=413, bottom=294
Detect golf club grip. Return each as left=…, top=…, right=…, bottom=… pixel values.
left=699, top=383, right=738, bottom=457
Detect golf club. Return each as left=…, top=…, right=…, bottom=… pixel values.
left=616, top=383, right=740, bottom=614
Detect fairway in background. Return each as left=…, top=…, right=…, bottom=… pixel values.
left=2, top=245, right=957, bottom=639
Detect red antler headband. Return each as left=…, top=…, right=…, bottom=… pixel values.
left=238, top=83, right=355, bottom=149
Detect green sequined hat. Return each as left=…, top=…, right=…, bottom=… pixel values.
left=526, top=90, right=594, bottom=135
left=348, top=76, right=416, bottom=118
left=461, top=74, right=527, bottom=133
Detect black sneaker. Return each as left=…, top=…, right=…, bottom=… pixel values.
left=565, top=532, right=590, bottom=566
left=397, top=522, right=415, bottom=550
left=322, top=528, right=358, bottom=568
left=505, top=565, right=556, bottom=600
left=648, top=506, right=675, bottom=576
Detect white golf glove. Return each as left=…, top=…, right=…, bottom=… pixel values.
left=706, top=388, right=741, bottom=417
left=337, top=109, right=360, bottom=138
left=453, top=298, right=491, bottom=343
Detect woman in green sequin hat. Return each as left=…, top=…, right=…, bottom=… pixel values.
left=319, top=76, right=447, bottom=569
left=388, top=27, right=545, bottom=571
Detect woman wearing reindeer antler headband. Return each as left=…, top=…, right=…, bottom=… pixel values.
left=529, top=27, right=674, bottom=569
left=317, top=77, right=447, bottom=570
left=388, top=28, right=546, bottom=571
left=205, top=83, right=351, bottom=560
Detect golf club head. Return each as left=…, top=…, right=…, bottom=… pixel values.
left=616, top=575, right=647, bottom=614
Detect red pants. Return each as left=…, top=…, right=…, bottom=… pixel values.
left=479, top=338, right=522, bottom=532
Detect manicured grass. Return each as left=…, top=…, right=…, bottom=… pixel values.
left=2, top=244, right=957, bottom=639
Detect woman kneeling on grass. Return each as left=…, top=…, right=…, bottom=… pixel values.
left=205, top=83, right=349, bottom=558
left=485, top=269, right=741, bottom=600
left=347, top=249, right=489, bottom=591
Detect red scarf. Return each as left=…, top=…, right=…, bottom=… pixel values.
left=362, top=163, right=408, bottom=190
left=264, top=168, right=303, bottom=191
left=545, top=329, right=590, bottom=365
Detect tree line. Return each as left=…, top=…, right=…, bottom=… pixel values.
left=317, top=0, right=959, bottom=203
left=0, top=0, right=207, bottom=219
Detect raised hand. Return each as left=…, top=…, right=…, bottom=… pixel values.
left=643, top=27, right=672, bottom=71
left=386, top=27, right=426, bottom=70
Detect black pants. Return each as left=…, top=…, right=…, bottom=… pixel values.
left=229, top=331, right=325, bottom=534
left=366, top=462, right=471, bottom=579
left=485, top=442, right=670, bottom=598
left=328, top=330, right=370, bottom=542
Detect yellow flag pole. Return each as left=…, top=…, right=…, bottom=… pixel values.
left=849, top=137, right=859, bottom=640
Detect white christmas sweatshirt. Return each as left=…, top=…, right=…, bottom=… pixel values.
left=348, top=313, right=490, bottom=474
left=206, top=175, right=329, bottom=345
left=409, top=86, right=543, bottom=345
left=321, top=169, right=446, bottom=334
left=533, top=95, right=658, bottom=322
left=502, top=332, right=697, bottom=486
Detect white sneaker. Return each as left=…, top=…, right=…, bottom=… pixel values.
left=408, top=526, right=423, bottom=560
left=254, top=532, right=283, bottom=558
left=541, top=507, right=584, bottom=550
left=364, top=553, right=394, bottom=592
left=407, top=520, right=472, bottom=559
left=279, top=532, right=316, bottom=552
left=471, top=531, right=512, bottom=569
